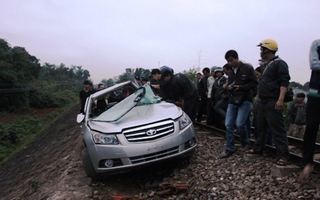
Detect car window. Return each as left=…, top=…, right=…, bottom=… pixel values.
left=92, top=84, right=161, bottom=122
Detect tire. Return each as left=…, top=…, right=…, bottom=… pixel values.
left=82, top=148, right=101, bottom=180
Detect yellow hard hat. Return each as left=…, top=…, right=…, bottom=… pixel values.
left=257, top=39, right=278, bottom=52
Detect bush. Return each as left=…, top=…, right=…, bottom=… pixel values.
left=29, top=90, right=59, bottom=108
left=0, top=116, right=42, bottom=145
left=29, top=89, right=78, bottom=108
left=0, top=123, right=18, bottom=145
left=0, top=103, right=79, bottom=164
left=52, top=89, right=78, bottom=105
left=1, top=92, right=30, bottom=113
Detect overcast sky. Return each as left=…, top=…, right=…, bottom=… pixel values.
left=1, top=0, right=319, bottom=84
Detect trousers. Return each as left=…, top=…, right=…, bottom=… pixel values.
left=302, top=95, right=320, bottom=165
left=225, top=101, right=251, bottom=152
left=253, top=101, right=289, bottom=159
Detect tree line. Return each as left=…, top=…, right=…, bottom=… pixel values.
left=0, top=38, right=90, bottom=113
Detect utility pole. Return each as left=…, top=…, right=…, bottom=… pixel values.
left=197, top=49, right=203, bottom=72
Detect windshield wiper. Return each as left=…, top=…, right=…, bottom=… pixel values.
left=134, top=91, right=144, bottom=102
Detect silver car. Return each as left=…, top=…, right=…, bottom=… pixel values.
left=77, top=81, right=197, bottom=179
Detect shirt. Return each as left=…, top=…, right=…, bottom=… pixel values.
left=259, top=56, right=290, bottom=103
left=207, top=76, right=215, bottom=98
left=308, top=39, right=320, bottom=98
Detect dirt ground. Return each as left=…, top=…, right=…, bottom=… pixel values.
left=0, top=105, right=92, bottom=199
left=0, top=108, right=58, bottom=124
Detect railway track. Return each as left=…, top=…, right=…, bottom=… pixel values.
left=194, top=121, right=320, bottom=173
left=287, top=135, right=320, bottom=153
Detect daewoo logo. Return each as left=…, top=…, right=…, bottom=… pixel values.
left=145, top=129, right=157, bottom=136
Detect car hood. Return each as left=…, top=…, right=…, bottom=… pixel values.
left=88, top=101, right=182, bottom=133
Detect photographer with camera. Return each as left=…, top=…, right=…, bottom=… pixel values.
left=219, top=50, right=258, bottom=158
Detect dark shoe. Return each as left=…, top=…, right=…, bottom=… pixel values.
left=264, top=149, right=273, bottom=156
left=219, top=150, right=234, bottom=159
left=241, top=144, right=249, bottom=151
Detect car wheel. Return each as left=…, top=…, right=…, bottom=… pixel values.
left=82, top=148, right=101, bottom=180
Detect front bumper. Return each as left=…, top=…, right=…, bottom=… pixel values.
left=84, top=123, right=197, bottom=174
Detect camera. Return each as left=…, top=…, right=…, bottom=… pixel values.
left=227, top=82, right=236, bottom=92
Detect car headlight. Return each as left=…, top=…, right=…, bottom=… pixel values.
left=92, top=132, right=119, bottom=145
left=179, top=112, right=192, bottom=130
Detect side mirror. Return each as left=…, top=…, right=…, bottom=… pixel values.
left=76, top=114, right=85, bottom=123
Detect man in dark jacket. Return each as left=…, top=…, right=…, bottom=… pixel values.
left=150, top=67, right=175, bottom=103
left=211, top=67, right=228, bottom=104
left=211, top=67, right=227, bottom=128
left=161, top=68, right=199, bottom=122
left=196, top=67, right=210, bottom=122
left=79, top=80, right=95, bottom=114
left=247, top=39, right=291, bottom=166
left=287, top=93, right=306, bottom=138
left=214, top=64, right=231, bottom=123
left=150, top=69, right=162, bottom=95
left=220, top=50, right=258, bottom=158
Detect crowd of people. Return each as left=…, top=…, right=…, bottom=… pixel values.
left=193, top=38, right=320, bottom=182
left=79, top=38, right=320, bottom=181
left=150, top=38, right=319, bottom=181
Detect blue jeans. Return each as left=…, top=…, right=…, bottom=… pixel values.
left=225, top=101, right=251, bottom=152
left=214, top=98, right=228, bottom=119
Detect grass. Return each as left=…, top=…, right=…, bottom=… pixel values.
left=0, top=102, right=78, bottom=166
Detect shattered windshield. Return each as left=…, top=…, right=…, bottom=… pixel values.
left=92, top=84, right=161, bottom=122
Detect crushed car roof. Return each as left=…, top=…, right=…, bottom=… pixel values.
left=90, top=80, right=132, bottom=99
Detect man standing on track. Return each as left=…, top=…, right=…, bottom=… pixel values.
left=300, top=39, right=320, bottom=180
left=220, top=50, right=258, bottom=158
left=197, top=67, right=210, bottom=123
left=247, top=39, right=291, bottom=166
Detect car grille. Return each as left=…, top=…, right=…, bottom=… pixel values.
left=129, top=146, right=179, bottom=164
left=122, top=120, right=175, bottom=143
